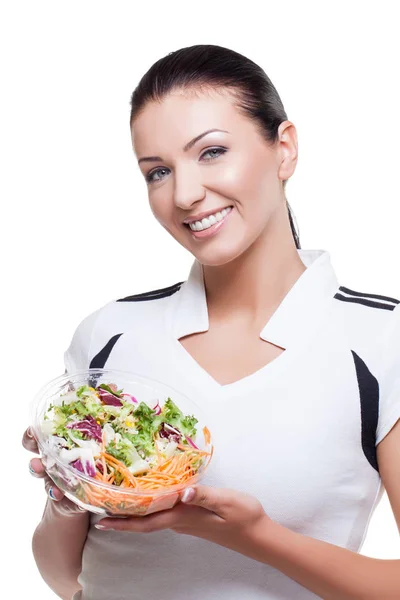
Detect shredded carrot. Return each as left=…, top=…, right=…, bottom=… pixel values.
left=153, top=433, right=163, bottom=466
left=101, top=452, right=138, bottom=487
left=203, top=426, right=211, bottom=446
left=176, top=443, right=211, bottom=455
left=101, top=454, right=107, bottom=478
left=76, top=435, right=210, bottom=515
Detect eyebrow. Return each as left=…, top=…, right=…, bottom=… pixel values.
left=137, top=128, right=230, bottom=165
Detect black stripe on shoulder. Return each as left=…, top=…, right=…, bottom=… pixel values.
left=334, top=293, right=396, bottom=311
left=117, top=281, right=184, bottom=302
left=89, top=333, right=123, bottom=369
left=351, top=350, right=379, bottom=473
left=339, top=286, right=400, bottom=305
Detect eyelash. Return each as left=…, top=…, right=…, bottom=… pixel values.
left=145, top=147, right=227, bottom=184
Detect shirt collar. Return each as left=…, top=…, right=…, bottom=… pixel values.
left=169, top=249, right=340, bottom=349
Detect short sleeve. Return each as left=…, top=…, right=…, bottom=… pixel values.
left=376, top=303, right=400, bottom=446
left=64, top=307, right=104, bottom=374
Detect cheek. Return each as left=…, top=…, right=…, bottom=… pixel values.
left=149, top=195, right=183, bottom=238
left=215, top=154, right=272, bottom=207
left=149, top=195, right=170, bottom=225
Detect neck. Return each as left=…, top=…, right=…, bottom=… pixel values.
left=202, top=208, right=306, bottom=325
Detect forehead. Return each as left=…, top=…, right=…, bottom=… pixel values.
left=131, top=89, right=250, bottom=155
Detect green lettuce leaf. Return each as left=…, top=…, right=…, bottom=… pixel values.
left=161, top=398, right=198, bottom=438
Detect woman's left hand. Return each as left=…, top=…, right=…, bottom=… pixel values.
left=96, top=485, right=273, bottom=556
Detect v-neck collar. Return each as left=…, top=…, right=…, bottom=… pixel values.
left=169, top=249, right=340, bottom=351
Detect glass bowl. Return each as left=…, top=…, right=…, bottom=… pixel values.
left=30, top=368, right=213, bottom=516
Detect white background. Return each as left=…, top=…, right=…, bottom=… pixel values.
left=2, top=1, right=399, bottom=597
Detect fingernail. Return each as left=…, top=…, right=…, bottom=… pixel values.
left=181, top=487, right=195, bottom=503
left=77, top=506, right=87, bottom=512
left=27, top=427, right=34, bottom=438
left=29, top=463, right=40, bottom=477
left=95, top=524, right=107, bottom=529
left=48, top=487, right=57, bottom=501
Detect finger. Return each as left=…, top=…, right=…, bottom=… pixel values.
left=27, top=465, right=87, bottom=517
left=43, top=476, right=65, bottom=501
left=96, top=508, right=178, bottom=533
left=28, top=460, right=66, bottom=502
left=180, top=484, right=225, bottom=515
left=42, top=478, right=88, bottom=516
left=22, top=428, right=39, bottom=453
left=29, top=458, right=46, bottom=478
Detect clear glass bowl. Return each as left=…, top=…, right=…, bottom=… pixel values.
left=30, top=368, right=213, bottom=516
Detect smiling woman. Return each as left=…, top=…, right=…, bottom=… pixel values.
left=26, top=43, right=400, bottom=600
left=130, top=45, right=300, bottom=260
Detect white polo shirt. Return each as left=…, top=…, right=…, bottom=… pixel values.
left=65, top=248, right=400, bottom=600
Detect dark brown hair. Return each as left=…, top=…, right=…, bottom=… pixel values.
left=129, top=44, right=300, bottom=248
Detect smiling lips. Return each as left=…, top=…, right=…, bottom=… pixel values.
left=184, top=206, right=233, bottom=231
left=185, top=206, right=234, bottom=239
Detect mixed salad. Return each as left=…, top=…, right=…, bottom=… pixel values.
left=40, top=382, right=212, bottom=495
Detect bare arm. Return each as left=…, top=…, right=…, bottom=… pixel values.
left=254, top=518, right=400, bottom=600
left=24, top=428, right=90, bottom=600
left=32, top=498, right=90, bottom=600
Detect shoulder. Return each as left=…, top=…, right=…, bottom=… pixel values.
left=64, top=281, right=185, bottom=371
left=111, top=280, right=186, bottom=329
left=63, top=302, right=111, bottom=372
left=116, top=281, right=185, bottom=303
left=333, top=284, right=400, bottom=313
left=91, top=279, right=186, bottom=327
left=330, top=283, right=400, bottom=362
left=379, top=302, right=400, bottom=369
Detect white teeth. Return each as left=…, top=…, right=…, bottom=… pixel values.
left=189, top=207, right=232, bottom=231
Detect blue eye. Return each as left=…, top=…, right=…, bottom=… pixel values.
left=145, top=147, right=227, bottom=184
left=201, top=147, right=227, bottom=160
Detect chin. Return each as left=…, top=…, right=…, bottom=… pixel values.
left=169, top=222, right=256, bottom=267
left=192, top=240, right=252, bottom=267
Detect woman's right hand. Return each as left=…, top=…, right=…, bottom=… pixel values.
left=23, top=427, right=87, bottom=517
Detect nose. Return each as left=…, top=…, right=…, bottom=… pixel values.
left=173, top=163, right=206, bottom=210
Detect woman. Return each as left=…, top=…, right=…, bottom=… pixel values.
left=24, top=44, right=400, bottom=600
